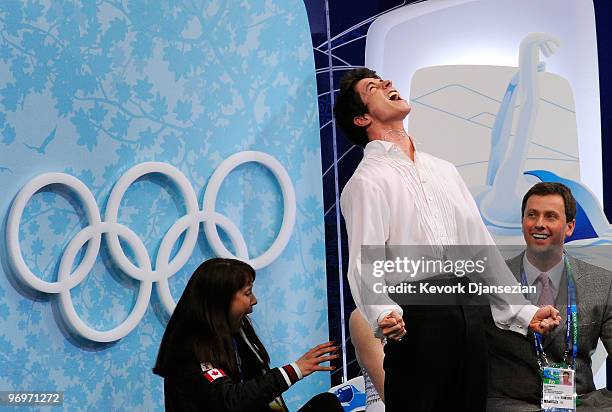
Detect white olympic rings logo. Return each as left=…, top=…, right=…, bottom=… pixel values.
left=6, top=151, right=296, bottom=342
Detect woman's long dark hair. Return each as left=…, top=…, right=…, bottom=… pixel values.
left=153, top=258, right=269, bottom=380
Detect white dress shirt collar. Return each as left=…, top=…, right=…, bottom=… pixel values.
left=363, top=138, right=418, bottom=161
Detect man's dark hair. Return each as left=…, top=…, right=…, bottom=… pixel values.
left=333, top=68, right=380, bottom=147
left=521, top=182, right=577, bottom=222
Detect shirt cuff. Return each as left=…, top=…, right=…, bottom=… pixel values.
left=279, top=363, right=302, bottom=388
left=496, top=304, right=538, bottom=336
left=374, top=307, right=403, bottom=339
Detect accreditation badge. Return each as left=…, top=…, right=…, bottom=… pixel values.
left=541, top=365, right=576, bottom=411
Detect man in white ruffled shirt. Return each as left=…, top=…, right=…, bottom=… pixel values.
left=333, top=67, right=562, bottom=412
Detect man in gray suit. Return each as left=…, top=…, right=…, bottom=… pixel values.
left=486, top=182, right=612, bottom=411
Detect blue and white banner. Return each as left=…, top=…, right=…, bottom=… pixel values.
left=0, top=1, right=327, bottom=410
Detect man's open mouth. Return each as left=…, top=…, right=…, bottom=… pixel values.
left=388, top=90, right=401, bottom=101
left=531, top=233, right=550, bottom=240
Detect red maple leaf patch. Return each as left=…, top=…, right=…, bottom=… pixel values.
left=204, top=368, right=227, bottom=382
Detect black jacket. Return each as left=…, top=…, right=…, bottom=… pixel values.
left=163, top=332, right=291, bottom=412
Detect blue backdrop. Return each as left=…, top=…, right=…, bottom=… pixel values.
left=0, top=1, right=327, bottom=410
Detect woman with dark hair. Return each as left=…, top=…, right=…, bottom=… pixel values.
left=154, top=258, right=342, bottom=411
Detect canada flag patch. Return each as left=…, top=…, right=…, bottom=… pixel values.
left=203, top=368, right=227, bottom=382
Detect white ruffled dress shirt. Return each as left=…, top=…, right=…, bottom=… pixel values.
left=340, top=140, right=538, bottom=336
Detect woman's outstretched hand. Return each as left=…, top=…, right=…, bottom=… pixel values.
left=295, top=341, right=339, bottom=377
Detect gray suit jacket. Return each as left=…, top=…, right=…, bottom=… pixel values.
left=486, top=252, right=612, bottom=411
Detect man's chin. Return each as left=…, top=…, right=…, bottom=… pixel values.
left=401, top=101, right=411, bottom=113
left=528, top=243, right=549, bottom=252
left=527, top=244, right=561, bottom=257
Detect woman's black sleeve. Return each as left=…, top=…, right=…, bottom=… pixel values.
left=202, top=367, right=290, bottom=411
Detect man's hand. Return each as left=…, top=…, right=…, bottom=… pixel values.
left=529, top=305, right=562, bottom=334
left=378, top=310, right=406, bottom=341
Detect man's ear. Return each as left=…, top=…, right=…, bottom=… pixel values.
left=565, top=219, right=576, bottom=238
left=353, top=114, right=371, bottom=128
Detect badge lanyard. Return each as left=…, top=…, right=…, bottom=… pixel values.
left=232, top=337, right=244, bottom=382
left=520, top=252, right=579, bottom=369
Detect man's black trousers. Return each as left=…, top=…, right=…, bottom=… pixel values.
left=384, top=303, right=488, bottom=412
